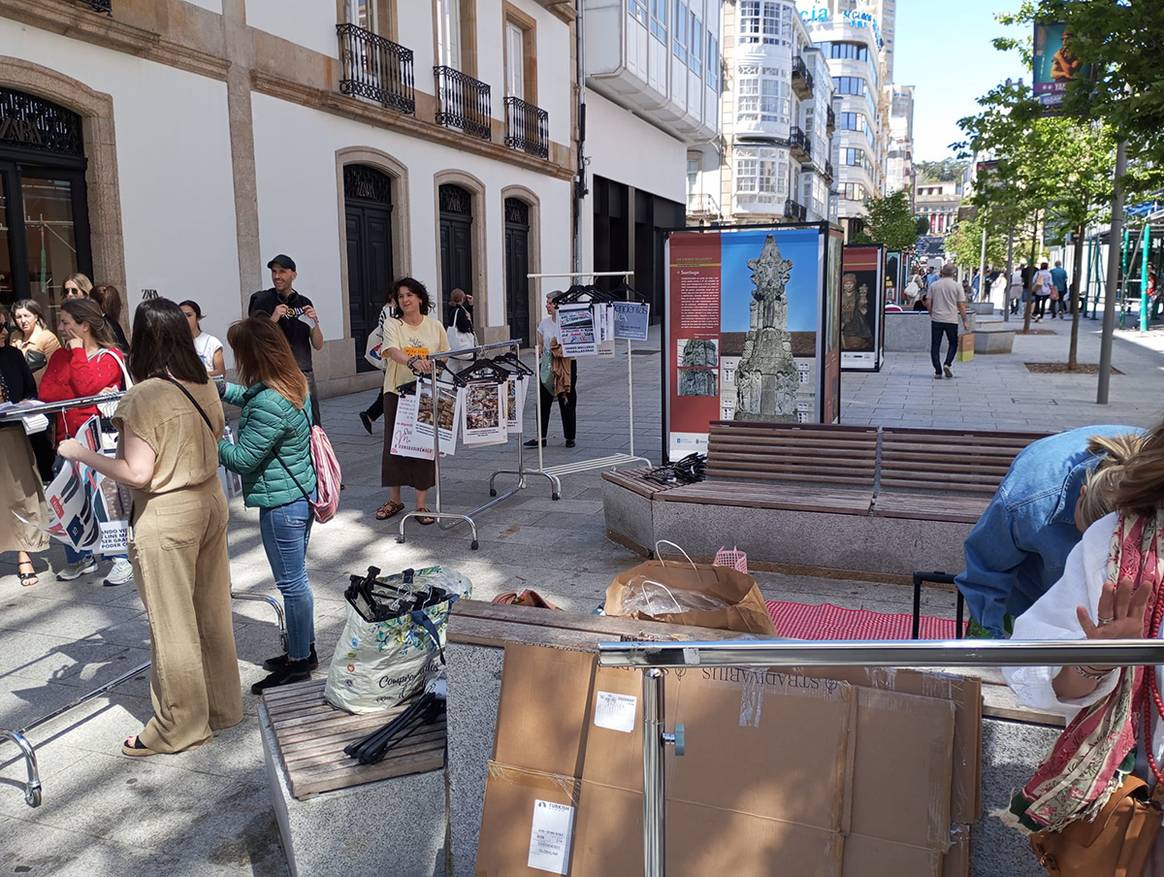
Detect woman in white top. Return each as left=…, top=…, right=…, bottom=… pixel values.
left=1031, top=261, right=1054, bottom=322
left=1003, top=420, right=1164, bottom=861
left=524, top=295, right=577, bottom=449
left=179, top=300, right=224, bottom=377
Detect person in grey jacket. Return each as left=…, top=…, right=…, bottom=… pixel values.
left=219, top=317, right=318, bottom=693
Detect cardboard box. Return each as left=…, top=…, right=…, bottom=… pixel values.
left=957, top=332, right=975, bottom=362
left=842, top=834, right=943, bottom=877
left=476, top=764, right=579, bottom=877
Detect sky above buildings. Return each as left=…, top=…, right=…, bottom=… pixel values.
left=894, top=0, right=1028, bottom=162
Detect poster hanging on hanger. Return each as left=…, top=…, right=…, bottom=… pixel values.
left=506, top=376, right=527, bottom=435
left=612, top=301, right=650, bottom=340
left=390, top=388, right=435, bottom=461
left=461, top=381, right=508, bottom=446
left=557, top=303, right=598, bottom=356
left=415, top=380, right=461, bottom=455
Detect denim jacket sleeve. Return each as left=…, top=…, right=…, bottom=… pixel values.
left=956, top=487, right=1027, bottom=637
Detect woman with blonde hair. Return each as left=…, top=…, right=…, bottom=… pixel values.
left=63, top=273, right=92, bottom=301
left=1004, top=420, right=1164, bottom=864
left=57, top=298, right=242, bottom=755
left=219, top=317, right=318, bottom=692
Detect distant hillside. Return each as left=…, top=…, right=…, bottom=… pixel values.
left=915, top=158, right=969, bottom=182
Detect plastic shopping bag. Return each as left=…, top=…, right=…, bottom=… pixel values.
left=324, top=566, right=471, bottom=714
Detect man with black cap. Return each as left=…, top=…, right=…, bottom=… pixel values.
left=248, top=254, right=324, bottom=424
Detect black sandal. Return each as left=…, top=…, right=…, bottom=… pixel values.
left=18, top=561, right=38, bottom=588
left=415, top=507, right=435, bottom=525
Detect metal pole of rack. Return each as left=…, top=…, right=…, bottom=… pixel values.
left=396, top=339, right=550, bottom=549
left=524, top=271, right=652, bottom=489
left=597, top=637, right=1164, bottom=877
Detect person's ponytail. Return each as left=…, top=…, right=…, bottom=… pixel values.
left=1109, top=425, right=1164, bottom=517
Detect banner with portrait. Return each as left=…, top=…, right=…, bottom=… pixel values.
left=840, top=244, right=886, bottom=372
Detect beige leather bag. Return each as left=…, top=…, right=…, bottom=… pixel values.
left=1030, top=775, right=1164, bottom=876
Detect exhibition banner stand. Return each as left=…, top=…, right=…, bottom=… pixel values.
left=662, top=222, right=844, bottom=460
left=840, top=244, right=887, bottom=372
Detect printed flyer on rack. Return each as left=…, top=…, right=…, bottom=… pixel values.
left=664, top=224, right=842, bottom=458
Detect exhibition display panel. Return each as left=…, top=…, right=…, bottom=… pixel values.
left=840, top=243, right=887, bottom=372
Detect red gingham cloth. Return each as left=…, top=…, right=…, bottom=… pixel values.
left=765, top=599, right=965, bottom=640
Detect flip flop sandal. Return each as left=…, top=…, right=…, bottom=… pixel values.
left=415, top=508, right=435, bottom=525
left=375, top=500, right=405, bottom=521
left=121, top=735, right=159, bottom=758
left=18, top=563, right=38, bottom=588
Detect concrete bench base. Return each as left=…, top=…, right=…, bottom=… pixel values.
left=885, top=311, right=976, bottom=352
left=970, top=302, right=995, bottom=315
left=259, top=703, right=448, bottom=877
left=974, top=328, right=1016, bottom=354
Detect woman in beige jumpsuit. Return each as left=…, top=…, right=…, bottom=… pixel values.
left=58, top=298, right=243, bottom=755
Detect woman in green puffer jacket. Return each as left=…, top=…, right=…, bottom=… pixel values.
left=218, top=317, right=318, bottom=694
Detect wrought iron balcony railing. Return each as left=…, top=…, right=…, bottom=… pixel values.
left=336, top=23, right=416, bottom=115
left=503, top=96, right=549, bottom=158
left=79, top=0, right=111, bottom=13
left=826, top=104, right=836, bottom=134
left=788, top=126, right=811, bottom=160
left=434, top=66, right=492, bottom=141
left=791, top=57, right=813, bottom=96
left=784, top=198, right=807, bottom=221
left=824, top=160, right=835, bottom=181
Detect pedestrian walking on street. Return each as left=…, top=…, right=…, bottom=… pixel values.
left=358, top=287, right=396, bottom=434
left=1031, top=262, right=1053, bottom=321
left=376, top=277, right=449, bottom=524
left=1009, top=265, right=1025, bottom=315
left=56, top=298, right=244, bottom=755
left=219, top=317, right=320, bottom=693
left=525, top=295, right=578, bottom=448
left=904, top=274, right=922, bottom=308
left=1050, top=260, right=1069, bottom=319
left=925, top=263, right=968, bottom=379
left=248, top=254, right=325, bottom=426
left=1149, top=265, right=1160, bottom=321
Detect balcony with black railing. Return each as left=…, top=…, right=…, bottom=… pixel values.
left=824, top=160, right=835, bottom=182
left=336, top=23, right=416, bottom=116
left=826, top=104, right=836, bottom=134
left=783, top=198, right=807, bottom=222
left=504, top=96, right=549, bottom=158
left=434, top=66, right=492, bottom=141
left=788, top=126, right=811, bottom=162
left=78, top=0, right=111, bottom=13
left=791, top=57, right=813, bottom=98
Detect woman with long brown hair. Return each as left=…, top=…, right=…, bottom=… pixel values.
left=57, top=298, right=242, bottom=755
left=91, top=283, right=130, bottom=353
left=38, top=297, right=132, bottom=584
left=219, top=317, right=318, bottom=692
left=1004, top=420, right=1164, bottom=865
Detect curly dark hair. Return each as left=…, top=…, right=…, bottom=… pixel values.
left=391, top=277, right=431, bottom=317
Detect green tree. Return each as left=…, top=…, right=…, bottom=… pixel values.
left=957, top=79, right=1118, bottom=366
left=915, top=216, right=931, bottom=236
left=915, top=159, right=970, bottom=182
left=996, top=1, right=1164, bottom=166
left=858, top=190, right=921, bottom=253
left=946, top=215, right=1008, bottom=272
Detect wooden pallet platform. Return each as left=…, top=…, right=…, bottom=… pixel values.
left=262, top=679, right=446, bottom=800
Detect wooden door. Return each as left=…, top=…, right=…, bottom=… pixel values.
left=343, top=165, right=394, bottom=373
left=504, top=198, right=530, bottom=347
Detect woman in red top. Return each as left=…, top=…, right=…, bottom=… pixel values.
left=39, top=298, right=128, bottom=442
left=38, top=297, right=132, bottom=584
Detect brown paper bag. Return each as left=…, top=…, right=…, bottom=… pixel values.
left=604, top=556, right=776, bottom=635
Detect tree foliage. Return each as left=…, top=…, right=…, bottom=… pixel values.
left=914, top=159, right=969, bottom=183
left=857, top=190, right=921, bottom=253
left=946, top=216, right=1009, bottom=270
left=995, top=0, right=1164, bottom=168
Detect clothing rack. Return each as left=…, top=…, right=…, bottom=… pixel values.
left=0, top=392, right=287, bottom=809
left=515, top=270, right=652, bottom=497
left=395, top=338, right=554, bottom=550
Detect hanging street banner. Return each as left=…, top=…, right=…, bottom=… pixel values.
left=1033, top=22, right=1085, bottom=114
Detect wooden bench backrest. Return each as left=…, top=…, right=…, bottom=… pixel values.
left=878, top=427, right=1047, bottom=495
left=706, top=421, right=880, bottom=488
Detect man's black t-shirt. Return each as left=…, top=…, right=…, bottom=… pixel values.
left=248, top=287, right=315, bottom=373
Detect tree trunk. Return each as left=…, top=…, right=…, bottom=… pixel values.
left=1068, top=223, right=1085, bottom=370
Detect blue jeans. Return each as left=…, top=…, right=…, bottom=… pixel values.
left=259, top=497, right=315, bottom=660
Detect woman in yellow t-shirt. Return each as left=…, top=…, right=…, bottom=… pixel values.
left=376, top=277, right=449, bottom=523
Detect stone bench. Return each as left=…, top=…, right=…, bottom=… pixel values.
left=885, top=310, right=977, bottom=352
left=973, top=325, right=1016, bottom=354
left=969, top=301, right=995, bottom=315
left=258, top=680, right=448, bottom=877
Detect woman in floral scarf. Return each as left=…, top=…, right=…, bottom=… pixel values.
left=1005, top=418, right=1164, bottom=869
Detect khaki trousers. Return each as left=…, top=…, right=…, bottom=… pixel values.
left=130, top=480, right=243, bottom=752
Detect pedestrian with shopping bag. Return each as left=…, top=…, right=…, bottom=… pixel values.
left=56, top=298, right=243, bottom=756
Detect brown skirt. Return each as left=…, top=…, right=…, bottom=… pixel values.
left=0, top=427, right=49, bottom=553
left=381, top=391, right=436, bottom=490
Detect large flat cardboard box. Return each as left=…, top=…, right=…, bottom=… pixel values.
left=475, top=764, right=579, bottom=877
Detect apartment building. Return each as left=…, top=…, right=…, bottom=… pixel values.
left=916, top=178, right=962, bottom=236
left=698, top=0, right=836, bottom=228
left=0, top=0, right=712, bottom=396
left=796, top=0, right=894, bottom=238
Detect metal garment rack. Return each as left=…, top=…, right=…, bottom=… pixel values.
left=521, top=271, right=652, bottom=496
left=597, top=637, right=1164, bottom=877
left=0, top=392, right=286, bottom=808
left=396, top=338, right=555, bottom=550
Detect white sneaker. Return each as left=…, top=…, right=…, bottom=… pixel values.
left=57, top=558, right=98, bottom=581
left=103, top=558, right=134, bottom=588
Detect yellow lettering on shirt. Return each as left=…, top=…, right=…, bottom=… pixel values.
left=403, top=345, right=429, bottom=358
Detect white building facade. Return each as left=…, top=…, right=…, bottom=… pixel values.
left=702, top=0, right=836, bottom=227
left=885, top=83, right=914, bottom=202
left=795, top=0, right=894, bottom=238
left=0, top=0, right=704, bottom=397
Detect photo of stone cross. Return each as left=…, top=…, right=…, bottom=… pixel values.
left=734, top=235, right=800, bottom=422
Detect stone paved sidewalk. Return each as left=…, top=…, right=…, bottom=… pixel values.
left=1, top=313, right=1161, bottom=875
